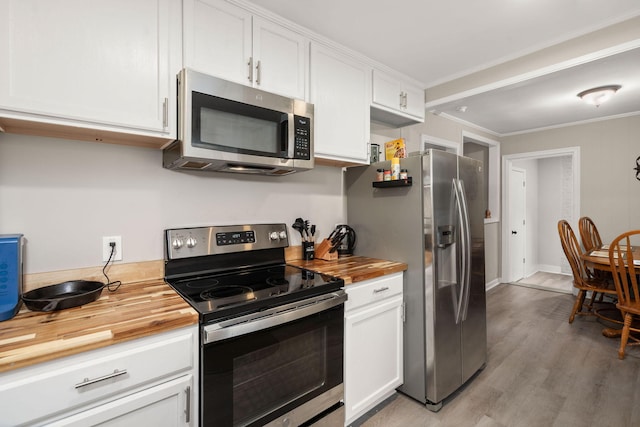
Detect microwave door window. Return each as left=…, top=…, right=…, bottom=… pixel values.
left=192, top=93, right=287, bottom=158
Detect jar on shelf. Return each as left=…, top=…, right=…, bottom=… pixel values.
left=391, top=157, right=400, bottom=180
left=376, top=168, right=384, bottom=181
left=383, top=169, right=391, bottom=181
left=400, top=169, right=408, bottom=180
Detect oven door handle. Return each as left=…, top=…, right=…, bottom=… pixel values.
left=203, top=290, right=347, bottom=344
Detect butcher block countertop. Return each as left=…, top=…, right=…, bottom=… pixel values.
left=288, top=255, right=407, bottom=285
left=0, top=256, right=403, bottom=374
left=0, top=279, right=198, bottom=374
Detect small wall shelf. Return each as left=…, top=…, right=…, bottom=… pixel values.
left=372, top=177, right=412, bottom=188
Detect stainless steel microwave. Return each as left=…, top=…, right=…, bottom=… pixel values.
left=163, top=68, right=314, bottom=176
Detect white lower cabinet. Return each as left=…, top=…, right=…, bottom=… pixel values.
left=48, top=375, right=193, bottom=427
left=344, top=273, right=404, bottom=426
left=0, top=325, right=198, bottom=427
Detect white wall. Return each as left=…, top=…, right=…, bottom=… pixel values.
left=0, top=133, right=346, bottom=274
left=537, top=157, right=565, bottom=273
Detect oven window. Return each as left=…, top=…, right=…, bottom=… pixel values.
left=202, top=304, right=343, bottom=427
left=192, top=91, right=287, bottom=157
left=233, top=328, right=325, bottom=424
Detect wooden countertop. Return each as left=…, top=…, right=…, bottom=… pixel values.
left=0, top=256, right=403, bottom=374
left=0, top=280, right=198, bottom=374
left=287, top=255, right=407, bottom=285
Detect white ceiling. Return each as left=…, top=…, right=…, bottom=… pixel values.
left=249, top=0, right=640, bottom=135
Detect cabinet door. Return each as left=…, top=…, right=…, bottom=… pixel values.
left=48, top=375, right=194, bottom=427
left=184, top=0, right=252, bottom=85
left=371, top=69, right=425, bottom=125
left=253, top=17, right=308, bottom=100
left=372, top=70, right=404, bottom=112
left=344, top=295, right=403, bottom=424
left=310, top=43, right=370, bottom=164
left=0, top=0, right=175, bottom=135
left=402, top=82, right=425, bottom=120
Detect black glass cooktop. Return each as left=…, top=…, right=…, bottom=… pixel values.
left=166, top=264, right=343, bottom=322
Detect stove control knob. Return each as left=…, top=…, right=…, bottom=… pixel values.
left=186, top=237, right=197, bottom=248
left=269, top=231, right=279, bottom=241
left=172, top=238, right=184, bottom=250
left=279, top=231, right=287, bottom=240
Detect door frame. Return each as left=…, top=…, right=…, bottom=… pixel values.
left=501, top=147, right=580, bottom=282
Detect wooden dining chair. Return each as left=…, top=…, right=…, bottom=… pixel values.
left=579, top=216, right=603, bottom=253
left=609, top=230, right=640, bottom=359
left=579, top=216, right=612, bottom=286
left=558, top=220, right=616, bottom=323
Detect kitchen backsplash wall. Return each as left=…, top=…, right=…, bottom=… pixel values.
left=0, top=133, right=345, bottom=274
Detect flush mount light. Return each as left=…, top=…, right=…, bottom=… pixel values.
left=455, top=105, right=468, bottom=113
left=577, top=85, right=621, bottom=107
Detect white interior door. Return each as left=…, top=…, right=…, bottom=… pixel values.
left=509, top=167, right=526, bottom=282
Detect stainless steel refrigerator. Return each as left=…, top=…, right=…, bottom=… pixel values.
left=345, top=149, right=486, bottom=411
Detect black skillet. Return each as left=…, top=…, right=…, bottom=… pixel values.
left=22, top=280, right=105, bottom=312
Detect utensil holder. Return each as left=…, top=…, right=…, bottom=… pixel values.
left=302, top=241, right=315, bottom=260
left=314, top=239, right=338, bottom=261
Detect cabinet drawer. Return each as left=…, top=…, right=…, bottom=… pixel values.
left=0, top=326, right=196, bottom=427
left=345, top=272, right=403, bottom=312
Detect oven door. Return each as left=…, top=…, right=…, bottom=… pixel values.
left=201, top=291, right=346, bottom=427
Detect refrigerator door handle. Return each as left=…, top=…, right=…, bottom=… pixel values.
left=457, top=179, right=472, bottom=322
left=453, top=179, right=466, bottom=324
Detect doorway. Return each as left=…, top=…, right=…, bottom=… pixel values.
left=502, top=147, right=580, bottom=293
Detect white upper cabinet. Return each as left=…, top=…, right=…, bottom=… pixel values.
left=252, top=17, right=307, bottom=100
left=0, top=0, right=179, bottom=142
left=310, top=43, right=370, bottom=164
left=371, top=69, right=425, bottom=127
left=184, top=0, right=308, bottom=100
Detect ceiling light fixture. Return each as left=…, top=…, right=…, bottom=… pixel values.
left=577, top=85, right=621, bottom=107
left=455, top=105, right=468, bottom=113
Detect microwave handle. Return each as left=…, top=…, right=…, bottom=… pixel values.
left=283, top=114, right=291, bottom=157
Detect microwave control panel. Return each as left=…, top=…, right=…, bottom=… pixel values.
left=293, top=115, right=311, bottom=160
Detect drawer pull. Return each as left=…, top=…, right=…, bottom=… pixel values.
left=373, top=287, right=389, bottom=294
left=75, top=369, right=128, bottom=389
left=185, top=386, right=191, bottom=423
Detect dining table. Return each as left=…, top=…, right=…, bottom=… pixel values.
left=581, top=244, right=640, bottom=272
left=580, top=244, right=640, bottom=337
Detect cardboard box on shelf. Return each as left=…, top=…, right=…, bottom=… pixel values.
left=384, top=138, right=406, bottom=160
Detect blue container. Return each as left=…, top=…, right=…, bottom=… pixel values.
left=0, top=234, right=24, bottom=321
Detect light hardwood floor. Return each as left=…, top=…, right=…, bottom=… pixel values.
left=355, top=283, right=640, bottom=427
left=514, top=271, right=573, bottom=294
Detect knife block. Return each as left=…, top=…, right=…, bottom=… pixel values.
left=315, top=239, right=338, bottom=261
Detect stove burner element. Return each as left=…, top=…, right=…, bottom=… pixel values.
left=200, top=285, right=254, bottom=301
left=266, top=276, right=289, bottom=287
left=185, top=278, right=220, bottom=289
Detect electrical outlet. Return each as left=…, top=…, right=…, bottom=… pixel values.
left=102, top=236, right=122, bottom=262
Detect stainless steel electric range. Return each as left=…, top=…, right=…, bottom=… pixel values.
left=164, top=223, right=346, bottom=427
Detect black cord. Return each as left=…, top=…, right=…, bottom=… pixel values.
left=103, top=243, right=122, bottom=292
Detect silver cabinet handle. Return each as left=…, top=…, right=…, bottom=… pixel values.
left=162, top=97, right=168, bottom=129
left=255, top=60, right=261, bottom=85
left=247, top=57, right=254, bottom=82
left=75, top=369, right=127, bottom=389
left=373, top=286, right=389, bottom=294
left=403, top=92, right=408, bottom=109
left=185, top=386, right=191, bottom=423
left=399, top=91, right=404, bottom=109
